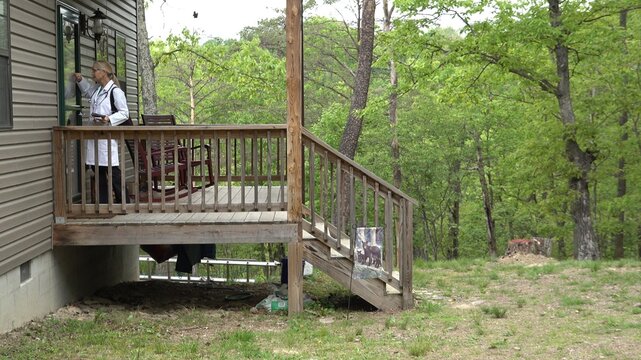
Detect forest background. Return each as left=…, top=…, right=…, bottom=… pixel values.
left=137, top=0, right=641, bottom=262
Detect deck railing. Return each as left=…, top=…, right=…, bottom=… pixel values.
left=52, top=125, right=288, bottom=219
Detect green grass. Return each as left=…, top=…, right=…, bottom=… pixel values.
left=408, top=336, right=434, bottom=356
left=480, top=305, right=508, bottom=319
left=3, top=260, right=641, bottom=360
left=560, top=296, right=591, bottom=307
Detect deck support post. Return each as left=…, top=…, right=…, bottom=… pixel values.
left=286, top=0, right=304, bottom=315
left=52, top=128, right=66, bottom=225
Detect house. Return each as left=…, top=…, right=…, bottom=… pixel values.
left=0, top=0, right=141, bottom=333
left=0, top=0, right=415, bottom=334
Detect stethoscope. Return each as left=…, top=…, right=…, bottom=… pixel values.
left=90, top=83, right=115, bottom=109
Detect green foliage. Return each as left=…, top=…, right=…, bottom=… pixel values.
left=152, top=30, right=285, bottom=125
left=148, top=1, right=641, bottom=260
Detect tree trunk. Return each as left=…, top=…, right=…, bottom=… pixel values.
left=473, top=131, right=497, bottom=258
left=189, top=69, right=195, bottom=124
left=614, top=9, right=629, bottom=259
left=339, top=0, right=375, bottom=159
left=336, top=0, right=375, bottom=231
left=420, top=205, right=432, bottom=261
left=549, top=0, right=599, bottom=260
left=383, top=0, right=402, bottom=189
left=137, top=0, right=158, bottom=115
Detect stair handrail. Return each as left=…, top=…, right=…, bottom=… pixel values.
left=302, top=128, right=417, bottom=205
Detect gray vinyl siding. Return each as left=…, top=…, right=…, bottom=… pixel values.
left=0, top=0, right=138, bottom=276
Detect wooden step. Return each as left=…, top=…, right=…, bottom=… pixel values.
left=303, top=238, right=403, bottom=311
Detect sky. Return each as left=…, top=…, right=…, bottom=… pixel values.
left=145, top=0, right=354, bottom=41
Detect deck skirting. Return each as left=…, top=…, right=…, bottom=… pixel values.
left=53, top=222, right=297, bottom=246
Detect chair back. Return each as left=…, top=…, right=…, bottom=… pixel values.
left=141, top=114, right=183, bottom=153
left=141, top=114, right=176, bottom=126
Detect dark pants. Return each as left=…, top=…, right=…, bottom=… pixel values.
left=93, top=165, right=127, bottom=203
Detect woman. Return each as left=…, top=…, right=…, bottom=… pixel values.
left=74, top=61, right=129, bottom=203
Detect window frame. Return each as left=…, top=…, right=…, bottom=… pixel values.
left=0, top=0, right=12, bottom=130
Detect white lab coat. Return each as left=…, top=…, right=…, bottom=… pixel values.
left=77, top=79, right=129, bottom=166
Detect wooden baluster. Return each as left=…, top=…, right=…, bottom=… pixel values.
left=106, top=132, right=113, bottom=212
left=186, top=130, right=193, bottom=211
left=253, top=131, right=259, bottom=210
left=362, top=174, right=367, bottom=227
left=185, top=131, right=193, bottom=211
left=213, top=132, right=219, bottom=210
left=119, top=131, right=126, bottom=212
left=173, top=131, right=179, bottom=212
left=58, top=130, right=71, bottom=217
left=385, top=190, right=393, bottom=279
left=145, top=133, right=153, bottom=213
left=349, top=166, right=355, bottom=256
left=309, top=142, right=315, bottom=231
left=374, top=183, right=379, bottom=227
left=226, top=131, right=232, bottom=211
left=93, top=132, right=99, bottom=213
left=200, top=131, right=207, bottom=211
left=328, top=160, right=335, bottom=239
left=266, top=131, right=272, bottom=210
left=402, top=200, right=413, bottom=309
left=384, top=190, right=394, bottom=282
left=159, top=132, right=167, bottom=212
left=336, top=159, right=342, bottom=249
left=133, top=132, right=140, bottom=212
left=240, top=133, right=246, bottom=211
left=79, top=132, right=86, bottom=214
left=279, top=134, right=285, bottom=207
left=322, top=151, right=328, bottom=241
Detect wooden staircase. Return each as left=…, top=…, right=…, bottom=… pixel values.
left=302, top=221, right=404, bottom=310
left=300, top=130, right=416, bottom=310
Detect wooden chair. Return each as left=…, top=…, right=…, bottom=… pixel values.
left=124, top=137, right=188, bottom=194
left=141, top=114, right=176, bottom=126
left=141, top=114, right=214, bottom=187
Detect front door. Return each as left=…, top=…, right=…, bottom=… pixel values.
left=57, top=4, right=83, bottom=198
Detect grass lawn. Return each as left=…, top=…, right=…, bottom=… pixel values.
left=1, top=257, right=640, bottom=359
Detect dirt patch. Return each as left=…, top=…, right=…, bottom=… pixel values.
left=48, top=281, right=273, bottom=322
left=50, top=279, right=377, bottom=322
left=497, top=252, right=557, bottom=265
left=96, top=280, right=273, bottom=311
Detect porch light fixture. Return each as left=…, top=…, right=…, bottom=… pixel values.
left=80, top=8, right=107, bottom=43
left=64, top=24, right=74, bottom=43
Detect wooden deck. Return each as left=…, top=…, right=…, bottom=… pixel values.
left=52, top=125, right=416, bottom=311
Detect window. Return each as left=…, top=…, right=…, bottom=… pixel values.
left=0, top=0, right=11, bottom=129
left=20, top=260, right=31, bottom=284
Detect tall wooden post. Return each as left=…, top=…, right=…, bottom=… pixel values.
left=286, top=0, right=304, bottom=315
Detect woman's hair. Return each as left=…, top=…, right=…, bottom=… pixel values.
left=93, top=61, right=121, bottom=88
